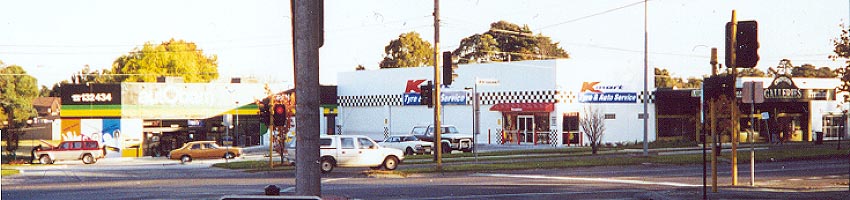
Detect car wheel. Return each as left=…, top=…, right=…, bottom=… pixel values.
left=383, top=156, right=399, bottom=170
left=404, top=147, right=414, bottom=156
left=224, top=152, right=236, bottom=159
left=442, top=143, right=451, bottom=154
left=39, top=155, right=53, bottom=165
left=82, top=154, right=95, bottom=164
left=320, top=157, right=335, bottom=173
left=180, top=155, right=192, bottom=164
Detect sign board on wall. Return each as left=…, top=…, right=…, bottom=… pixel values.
left=578, top=81, right=638, bottom=103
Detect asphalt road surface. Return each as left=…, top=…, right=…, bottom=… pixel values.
left=2, top=156, right=848, bottom=199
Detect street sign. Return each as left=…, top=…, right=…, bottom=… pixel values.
left=476, top=78, right=499, bottom=86
left=742, top=81, right=764, bottom=103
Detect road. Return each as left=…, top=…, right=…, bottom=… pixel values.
left=2, top=156, right=848, bottom=199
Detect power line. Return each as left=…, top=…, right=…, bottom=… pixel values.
left=537, top=0, right=649, bottom=31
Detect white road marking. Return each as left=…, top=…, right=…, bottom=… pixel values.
left=396, top=190, right=644, bottom=200
left=474, top=173, right=701, bottom=187
left=281, top=178, right=350, bottom=193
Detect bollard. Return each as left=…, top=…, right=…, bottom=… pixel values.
left=264, top=185, right=280, bottom=195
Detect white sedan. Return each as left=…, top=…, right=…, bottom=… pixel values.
left=379, top=135, right=433, bottom=155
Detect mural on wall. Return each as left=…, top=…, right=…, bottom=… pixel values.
left=60, top=118, right=143, bottom=157
left=61, top=119, right=81, bottom=141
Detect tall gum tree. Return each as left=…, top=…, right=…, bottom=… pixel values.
left=111, top=38, right=219, bottom=82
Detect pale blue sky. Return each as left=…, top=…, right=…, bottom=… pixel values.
left=1, top=0, right=847, bottom=87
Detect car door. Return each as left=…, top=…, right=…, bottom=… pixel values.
left=355, top=136, right=384, bottom=167
left=55, top=142, right=73, bottom=160
left=380, top=136, right=400, bottom=150
left=202, top=143, right=219, bottom=158
left=336, top=137, right=358, bottom=167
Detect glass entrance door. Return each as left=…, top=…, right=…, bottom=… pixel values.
left=518, top=115, right=535, bottom=143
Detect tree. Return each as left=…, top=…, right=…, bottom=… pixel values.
left=738, top=68, right=767, bottom=77
left=791, top=64, right=836, bottom=78
left=379, top=32, right=434, bottom=68
left=580, top=106, right=605, bottom=155
left=654, top=68, right=701, bottom=89
left=453, top=33, right=498, bottom=64
left=453, top=20, right=569, bottom=63
left=1, top=61, right=38, bottom=158
left=833, top=24, right=850, bottom=101
left=111, top=38, right=219, bottom=82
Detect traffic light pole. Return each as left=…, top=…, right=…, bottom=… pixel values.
left=433, top=0, right=443, bottom=172
left=730, top=10, right=739, bottom=186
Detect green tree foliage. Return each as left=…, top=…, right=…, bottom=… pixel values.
left=791, top=64, right=836, bottom=78
left=738, top=68, right=767, bottom=77
left=111, top=39, right=219, bottom=82
left=833, top=25, right=850, bottom=101
left=453, top=33, right=498, bottom=64
left=0, top=61, right=38, bottom=128
left=453, top=20, right=569, bottom=63
left=379, top=32, right=434, bottom=68
left=654, top=68, right=701, bottom=89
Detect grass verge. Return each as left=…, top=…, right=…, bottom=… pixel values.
left=1, top=165, right=20, bottom=176
left=212, top=160, right=294, bottom=172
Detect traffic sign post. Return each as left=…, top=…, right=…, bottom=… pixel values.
left=742, top=81, right=764, bottom=186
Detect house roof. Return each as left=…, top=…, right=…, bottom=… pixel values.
left=32, top=97, right=60, bottom=107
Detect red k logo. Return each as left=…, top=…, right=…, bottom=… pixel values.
left=581, top=82, right=601, bottom=93
left=405, top=79, right=426, bottom=93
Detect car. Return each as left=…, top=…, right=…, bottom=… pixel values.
left=35, top=140, right=105, bottom=164
left=286, top=135, right=404, bottom=173
left=379, top=135, right=432, bottom=155
left=411, top=125, right=474, bottom=153
left=168, top=141, right=242, bottom=163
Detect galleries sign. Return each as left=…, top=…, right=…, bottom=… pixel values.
left=578, top=82, right=638, bottom=103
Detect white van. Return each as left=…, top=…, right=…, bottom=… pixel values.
left=286, top=135, right=404, bottom=173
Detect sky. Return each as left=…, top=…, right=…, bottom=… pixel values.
left=1, top=0, right=848, bottom=88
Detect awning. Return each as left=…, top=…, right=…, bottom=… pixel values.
left=489, top=103, right=554, bottom=112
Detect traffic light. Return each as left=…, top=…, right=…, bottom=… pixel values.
left=273, top=104, right=287, bottom=126
left=726, top=20, right=759, bottom=68
left=703, top=75, right=735, bottom=99
left=442, top=51, right=457, bottom=85
left=420, top=81, right=433, bottom=108
left=258, top=99, right=271, bottom=125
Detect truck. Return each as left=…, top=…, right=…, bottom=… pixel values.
left=411, top=125, right=474, bottom=154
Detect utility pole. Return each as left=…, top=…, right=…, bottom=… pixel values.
left=642, top=0, right=649, bottom=157
left=710, top=47, right=718, bottom=193
left=433, top=0, right=443, bottom=172
left=292, top=0, right=323, bottom=196
left=730, top=10, right=740, bottom=186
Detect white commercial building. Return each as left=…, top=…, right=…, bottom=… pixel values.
left=337, top=59, right=656, bottom=147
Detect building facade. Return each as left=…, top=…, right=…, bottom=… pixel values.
left=58, top=82, right=273, bottom=157
left=337, top=59, right=657, bottom=146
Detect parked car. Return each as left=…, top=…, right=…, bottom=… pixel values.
left=411, top=125, right=474, bottom=153
left=35, top=140, right=105, bottom=164
left=379, top=135, right=432, bottom=155
left=286, top=135, right=404, bottom=173
left=168, top=141, right=242, bottom=163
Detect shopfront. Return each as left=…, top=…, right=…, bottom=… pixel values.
left=59, top=82, right=271, bottom=157
left=337, top=59, right=656, bottom=147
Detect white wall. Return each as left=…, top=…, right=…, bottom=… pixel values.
left=338, top=59, right=655, bottom=144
